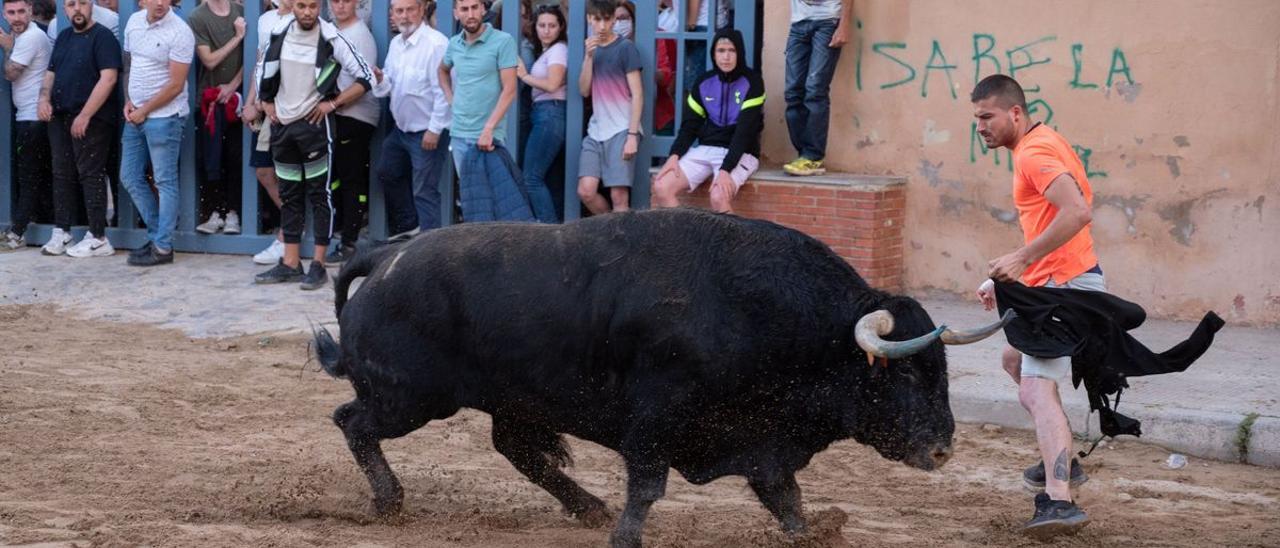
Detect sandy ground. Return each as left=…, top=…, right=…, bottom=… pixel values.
left=1, top=304, right=1277, bottom=548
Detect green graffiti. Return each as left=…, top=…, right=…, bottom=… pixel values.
left=1006, top=35, right=1056, bottom=79
left=872, top=42, right=916, bottom=89
left=1106, top=47, right=1134, bottom=87
left=855, top=19, right=864, bottom=91
left=1072, top=145, right=1109, bottom=178
left=970, top=121, right=1014, bottom=172
left=1023, top=85, right=1055, bottom=126
left=1070, top=44, right=1099, bottom=89
left=972, top=33, right=1000, bottom=83
left=922, top=40, right=958, bottom=99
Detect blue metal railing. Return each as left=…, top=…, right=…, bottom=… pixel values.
left=2, top=0, right=756, bottom=252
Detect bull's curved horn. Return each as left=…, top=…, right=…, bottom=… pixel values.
left=940, top=309, right=1018, bottom=345
left=855, top=310, right=947, bottom=359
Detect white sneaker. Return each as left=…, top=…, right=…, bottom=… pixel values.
left=223, top=211, right=241, bottom=235
left=66, top=232, right=115, bottom=258
left=196, top=212, right=225, bottom=234
left=253, top=239, right=285, bottom=265
left=41, top=228, right=72, bottom=256
left=0, top=230, right=24, bottom=251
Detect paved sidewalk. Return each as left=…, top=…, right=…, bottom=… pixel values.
left=1, top=248, right=1276, bottom=466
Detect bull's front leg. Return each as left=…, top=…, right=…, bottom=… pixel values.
left=749, top=472, right=807, bottom=535
left=609, top=458, right=670, bottom=548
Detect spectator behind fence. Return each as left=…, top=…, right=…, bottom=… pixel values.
left=515, top=3, right=565, bottom=223
left=30, top=0, right=53, bottom=29
left=652, top=28, right=762, bottom=214
left=242, top=0, right=294, bottom=265
left=372, top=0, right=451, bottom=237
left=0, top=0, right=53, bottom=251
left=252, top=0, right=373, bottom=289
left=44, top=0, right=114, bottom=45
left=781, top=0, right=850, bottom=177
left=119, top=0, right=194, bottom=266
left=440, top=0, right=532, bottom=223
left=575, top=0, right=643, bottom=215
left=326, top=0, right=379, bottom=262
left=38, top=0, right=121, bottom=257
left=188, top=0, right=246, bottom=236
left=653, top=0, right=676, bottom=135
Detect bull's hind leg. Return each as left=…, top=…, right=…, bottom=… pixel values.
left=333, top=399, right=437, bottom=516
left=491, top=417, right=612, bottom=527
left=748, top=472, right=807, bottom=534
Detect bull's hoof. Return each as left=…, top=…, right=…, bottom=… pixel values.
left=574, top=504, right=613, bottom=529
left=372, top=496, right=403, bottom=517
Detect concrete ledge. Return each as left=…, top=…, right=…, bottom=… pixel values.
left=748, top=169, right=906, bottom=192
left=951, top=390, right=1280, bottom=467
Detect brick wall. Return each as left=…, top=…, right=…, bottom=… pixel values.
left=676, top=171, right=907, bottom=291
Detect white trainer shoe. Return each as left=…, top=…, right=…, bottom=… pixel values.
left=66, top=232, right=115, bottom=258
left=0, top=230, right=24, bottom=251
left=196, top=212, right=225, bottom=234
left=41, top=228, right=72, bottom=256
left=223, top=211, right=242, bottom=235
left=253, top=239, right=285, bottom=265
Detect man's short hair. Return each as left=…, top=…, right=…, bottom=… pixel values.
left=3, top=0, right=33, bottom=6
left=586, top=0, right=617, bottom=18
left=970, top=74, right=1028, bottom=112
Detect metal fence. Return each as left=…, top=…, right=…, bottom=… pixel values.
left=0, top=0, right=757, bottom=253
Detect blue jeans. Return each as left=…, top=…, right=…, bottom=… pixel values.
left=521, top=100, right=565, bottom=223
left=784, top=18, right=842, bottom=161
left=120, top=114, right=186, bottom=251
left=378, top=127, right=452, bottom=233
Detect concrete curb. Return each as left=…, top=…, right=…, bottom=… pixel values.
left=950, top=391, right=1280, bottom=468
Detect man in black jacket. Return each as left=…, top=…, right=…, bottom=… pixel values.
left=652, top=28, right=762, bottom=214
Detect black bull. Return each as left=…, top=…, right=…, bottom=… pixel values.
left=314, top=208, right=1008, bottom=547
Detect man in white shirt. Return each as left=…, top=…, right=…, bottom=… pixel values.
left=371, top=0, right=451, bottom=234
left=325, top=0, right=379, bottom=261
left=0, top=0, right=52, bottom=250
left=117, top=0, right=193, bottom=266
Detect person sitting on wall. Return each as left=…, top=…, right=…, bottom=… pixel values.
left=651, top=28, right=763, bottom=214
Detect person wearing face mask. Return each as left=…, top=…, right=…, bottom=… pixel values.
left=371, top=0, right=452, bottom=236
left=612, top=0, right=633, bottom=40
left=651, top=28, right=762, bottom=215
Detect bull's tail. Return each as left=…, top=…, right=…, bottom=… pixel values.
left=312, top=325, right=345, bottom=378
left=333, top=241, right=402, bottom=318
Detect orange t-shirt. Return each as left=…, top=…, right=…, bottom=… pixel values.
left=1012, top=124, right=1097, bottom=287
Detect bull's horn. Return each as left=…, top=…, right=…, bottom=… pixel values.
left=940, top=309, right=1017, bottom=345
left=855, top=310, right=947, bottom=359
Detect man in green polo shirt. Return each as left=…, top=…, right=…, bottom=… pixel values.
left=438, top=0, right=520, bottom=220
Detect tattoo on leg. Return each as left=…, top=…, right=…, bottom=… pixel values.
left=1053, top=449, right=1070, bottom=482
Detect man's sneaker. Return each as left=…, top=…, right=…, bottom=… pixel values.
left=300, top=261, right=329, bottom=291
left=253, top=239, right=286, bottom=265
left=196, top=212, right=224, bottom=234
left=129, top=241, right=155, bottom=260
left=388, top=227, right=420, bottom=242
left=42, top=228, right=72, bottom=256
left=1023, top=492, right=1090, bottom=539
left=223, top=211, right=241, bottom=235
left=1023, top=458, right=1089, bottom=489
left=66, top=232, right=115, bottom=258
left=326, top=244, right=356, bottom=264
left=254, top=260, right=304, bottom=284
left=782, top=157, right=826, bottom=176
left=127, top=244, right=174, bottom=267
left=0, top=230, right=24, bottom=251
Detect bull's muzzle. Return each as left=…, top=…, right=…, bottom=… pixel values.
left=855, top=309, right=1016, bottom=359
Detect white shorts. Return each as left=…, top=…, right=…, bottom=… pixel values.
left=1020, top=271, right=1108, bottom=381
left=677, top=146, right=759, bottom=191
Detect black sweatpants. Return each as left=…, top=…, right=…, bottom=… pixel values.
left=11, top=121, right=53, bottom=236
left=48, top=114, right=111, bottom=235
left=331, top=115, right=375, bottom=248
left=269, top=117, right=334, bottom=246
